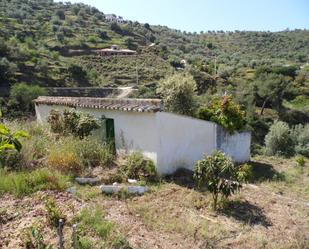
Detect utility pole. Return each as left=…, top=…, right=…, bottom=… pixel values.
left=214, top=54, right=217, bottom=75
left=136, top=58, right=139, bottom=85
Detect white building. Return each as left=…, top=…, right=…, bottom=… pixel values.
left=34, top=96, right=251, bottom=175
left=105, top=14, right=127, bottom=24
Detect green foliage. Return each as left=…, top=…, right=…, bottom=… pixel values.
left=78, top=207, right=114, bottom=239
left=47, top=136, right=114, bottom=174
left=22, top=225, right=52, bottom=249
left=47, top=109, right=63, bottom=133
left=194, top=151, right=243, bottom=210
left=0, top=57, right=17, bottom=81
left=8, top=83, right=47, bottom=116
left=0, top=111, right=28, bottom=167
left=197, top=95, right=245, bottom=133
left=45, top=197, right=65, bottom=228
left=265, top=121, right=295, bottom=157
left=157, top=73, right=197, bottom=116
left=48, top=109, right=99, bottom=139
left=254, top=73, right=290, bottom=114
left=120, top=152, right=157, bottom=182
left=295, top=155, right=305, bottom=167
left=291, top=124, right=309, bottom=157
left=0, top=168, right=69, bottom=197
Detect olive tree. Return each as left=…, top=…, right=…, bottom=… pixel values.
left=265, top=121, right=294, bottom=157
left=194, top=151, right=250, bottom=210
left=157, top=73, right=197, bottom=116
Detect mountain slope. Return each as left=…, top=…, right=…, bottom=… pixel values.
left=0, top=0, right=308, bottom=90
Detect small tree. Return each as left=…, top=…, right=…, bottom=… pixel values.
left=194, top=151, right=246, bottom=210
left=265, top=121, right=294, bottom=157
left=197, top=95, right=245, bottom=133
left=8, top=83, right=47, bottom=116
left=157, top=73, right=197, bottom=116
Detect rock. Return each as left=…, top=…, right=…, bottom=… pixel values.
left=66, top=186, right=77, bottom=195
left=128, top=179, right=137, bottom=184
left=100, top=185, right=149, bottom=195
left=127, top=186, right=149, bottom=195
left=100, top=185, right=122, bottom=194
left=75, top=177, right=100, bottom=186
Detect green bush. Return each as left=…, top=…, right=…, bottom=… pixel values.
left=8, top=83, right=47, bottom=116
left=47, top=136, right=114, bottom=174
left=0, top=168, right=69, bottom=197
left=157, top=73, right=197, bottom=116
left=48, top=109, right=99, bottom=139
left=0, top=121, right=51, bottom=170
left=197, top=95, right=245, bottom=133
left=120, top=152, right=157, bottom=182
left=295, top=155, right=305, bottom=167
left=194, top=151, right=245, bottom=210
left=0, top=111, right=28, bottom=167
left=47, top=109, right=64, bottom=134
left=265, top=121, right=295, bottom=157
left=291, top=124, right=309, bottom=157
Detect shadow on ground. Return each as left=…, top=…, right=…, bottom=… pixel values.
left=219, top=200, right=272, bottom=227
left=248, top=160, right=285, bottom=182
left=164, top=168, right=195, bottom=188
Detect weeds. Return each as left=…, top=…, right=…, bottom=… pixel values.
left=44, top=197, right=65, bottom=228
left=119, top=152, right=157, bottom=182
left=0, top=168, right=69, bottom=197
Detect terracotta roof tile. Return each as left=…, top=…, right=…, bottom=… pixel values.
left=34, top=96, right=163, bottom=113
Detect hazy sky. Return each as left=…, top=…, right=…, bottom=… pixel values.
left=57, top=0, right=309, bottom=32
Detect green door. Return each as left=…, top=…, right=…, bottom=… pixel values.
left=105, top=118, right=115, bottom=154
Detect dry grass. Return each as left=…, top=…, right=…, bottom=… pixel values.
left=1, top=156, right=308, bottom=249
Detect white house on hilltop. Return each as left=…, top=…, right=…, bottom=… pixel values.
left=34, top=96, right=251, bottom=175
left=105, top=14, right=127, bottom=24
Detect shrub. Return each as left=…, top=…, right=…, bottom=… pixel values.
left=291, top=124, right=309, bottom=157
left=0, top=111, right=28, bottom=167
left=22, top=225, right=52, bottom=249
left=45, top=197, right=65, bottom=228
left=47, top=109, right=64, bottom=133
left=157, top=73, right=197, bottom=116
left=295, top=155, right=305, bottom=167
left=47, top=138, right=81, bottom=174
left=8, top=83, right=47, bottom=116
left=194, top=151, right=245, bottom=210
left=76, top=138, right=114, bottom=168
left=47, top=136, right=114, bottom=174
left=0, top=168, right=69, bottom=197
left=197, top=95, right=245, bottom=133
left=48, top=109, right=99, bottom=139
left=1, top=121, right=51, bottom=170
left=120, top=152, right=157, bottom=182
left=265, top=121, right=295, bottom=157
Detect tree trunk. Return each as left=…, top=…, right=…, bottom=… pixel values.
left=260, top=98, right=268, bottom=115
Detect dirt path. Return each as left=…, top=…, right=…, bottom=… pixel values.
left=116, top=87, right=134, bottom=98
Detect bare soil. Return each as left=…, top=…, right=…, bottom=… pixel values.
left=1, top=157, right=308, bottom=249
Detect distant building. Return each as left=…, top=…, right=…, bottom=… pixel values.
left=105, top=14, right=127, bottom=24
left=97, top=45, right=137, bottom=56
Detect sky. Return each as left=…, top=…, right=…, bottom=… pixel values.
left=57, top=0, right=309, bottom=32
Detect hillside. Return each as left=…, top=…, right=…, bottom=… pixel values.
left=0, top=0, right=308, bottom=89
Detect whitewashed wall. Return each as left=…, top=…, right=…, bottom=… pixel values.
left=35, top=105, right=251, bottom=175
left=35, top=104, right=158, bottom=165
left=156, top=112, right=217, bottom=174
left=216, top=127, right=251, bottom=163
